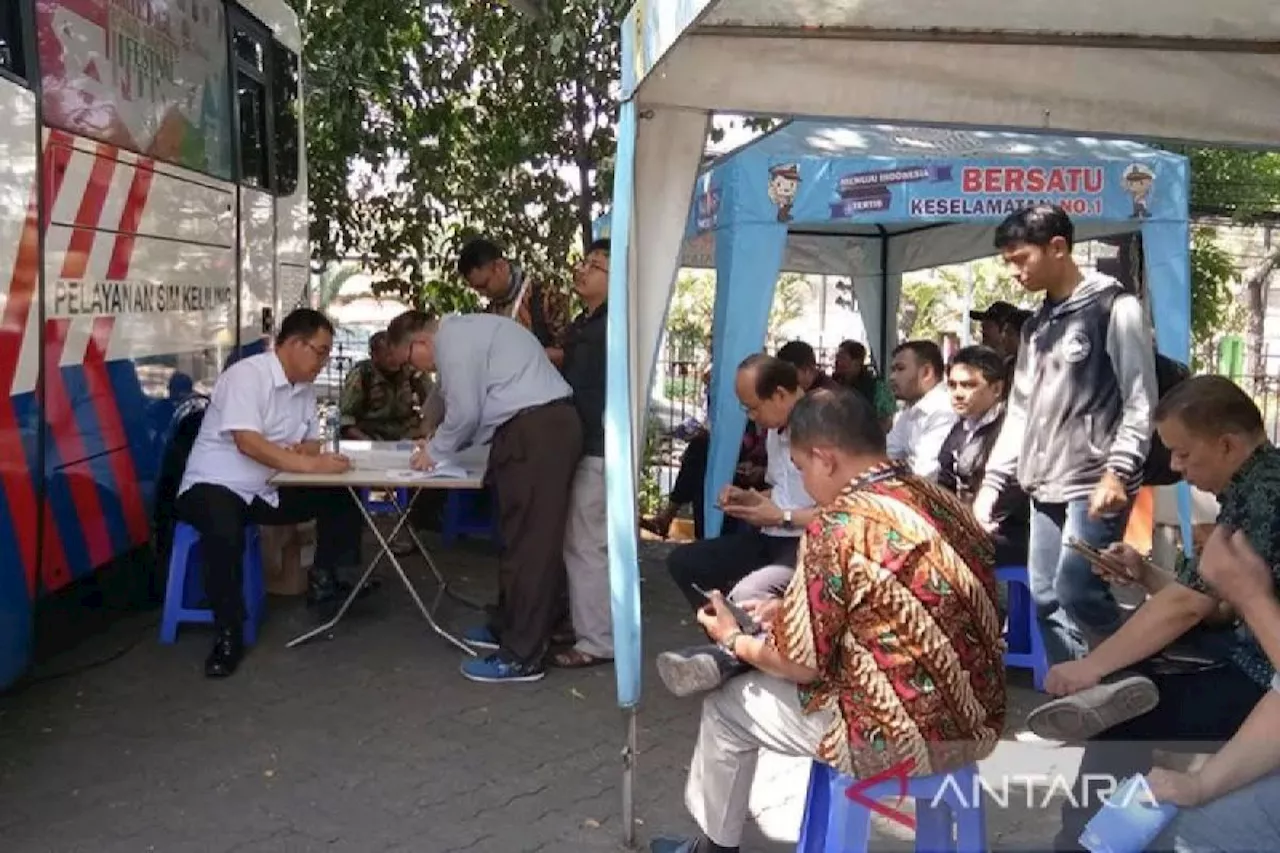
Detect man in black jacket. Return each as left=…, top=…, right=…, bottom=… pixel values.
left=938, top=345, right=1029, bottom=567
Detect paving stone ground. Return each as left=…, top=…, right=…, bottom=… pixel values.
left=0, top=535, right=1072, bottom=852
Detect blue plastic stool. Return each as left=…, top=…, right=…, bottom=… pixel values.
left=160, top=522, right=266, bottom=645
left=797, top=761, right=987, bottom=853
left=442, top=490, right=500, bottom=546
left=359, top=487, right=410, bottom=515
left=997, top=565, right=1049, bottom=691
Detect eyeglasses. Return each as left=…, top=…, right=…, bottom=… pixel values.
left=302, top=341, right=331, bottom=361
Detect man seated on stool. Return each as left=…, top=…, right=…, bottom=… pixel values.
left=665, top=354, right=816, bottom=611
left=886, top=340, right=957, bottom=480
left=388, top=309, right=580, bottom=684
left=177, top=309, right=367, bottom=679
left=937, top=345, right=1029, bottom=566
left=649, top=388, right=1006, bottom=853
left=1154, top=531, right=1280, bottom=853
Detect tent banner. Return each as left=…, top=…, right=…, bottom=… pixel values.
left=702, top=157, right=1183, bottom=231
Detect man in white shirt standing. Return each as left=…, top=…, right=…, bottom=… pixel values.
left=388, top=309, right=580, bottom=684
left=666, top=355, right=817, bottom=610
left=886, top=340, right=957, bottom=480
left=177, top=309, right=364, bottom=679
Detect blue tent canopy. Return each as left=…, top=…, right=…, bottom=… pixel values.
left=600, top=118, right=1191, bottom=715
left=625, top=121, right=1190, bottom=540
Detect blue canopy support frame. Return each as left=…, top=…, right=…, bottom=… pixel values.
left=605, top=21, right=1195, bottom=853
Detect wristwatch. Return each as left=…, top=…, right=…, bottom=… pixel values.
left=720, top=630, right=745, bottom=657
left=781, top=509, right=794, bottom=530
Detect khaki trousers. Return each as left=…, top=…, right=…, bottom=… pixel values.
left=562, top=455, right=612, bottom=658
left=686, top=672, right=835, bottom=847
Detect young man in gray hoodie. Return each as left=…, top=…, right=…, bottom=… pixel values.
left=974, top=205, right=1158, bottom=665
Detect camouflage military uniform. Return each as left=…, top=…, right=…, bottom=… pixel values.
left=339, top=359, right=434, bottom=441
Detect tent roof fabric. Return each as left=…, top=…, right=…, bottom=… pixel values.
left=694, top=0, right=1280, bottom=41
left=628, top=1, right=1280, bottom=147
left=735, top=122, right=1184, bottom=167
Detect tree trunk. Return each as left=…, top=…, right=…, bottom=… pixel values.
left=1245, top=232, right=1280, bottom=378
left=572, top=73, right=593, bottom=254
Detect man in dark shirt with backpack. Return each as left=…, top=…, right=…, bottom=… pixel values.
left=975, top=205, right=1159, bottom=666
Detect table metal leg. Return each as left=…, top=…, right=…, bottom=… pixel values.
left=393, top=492, right=486, bottom=613
left=286, top=487, right=477, bottom=656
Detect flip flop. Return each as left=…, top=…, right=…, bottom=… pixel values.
left=549, top=648, right=612, bottom=669
left=1027, top=675, right=1160, bottom=742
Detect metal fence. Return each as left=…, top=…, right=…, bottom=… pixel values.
left=640, top=339, right=847, bottom=516
left=1218, top=348, right=1280, bottom=445
left=638, top=335, right=1280, bottom=520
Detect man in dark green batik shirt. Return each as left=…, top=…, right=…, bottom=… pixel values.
left=1023, top=376, right=1278, bottom=851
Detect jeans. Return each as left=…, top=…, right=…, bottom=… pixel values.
left=1055, top=664, right=1266, bottom=850
left=1028, top=499, right=1127, bottom=664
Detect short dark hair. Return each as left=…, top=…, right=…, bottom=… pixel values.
left=1154, top=375, right=1264, bottom=439
left=458, top=237, right=504, bottom=277
left=837, top=339, right=866, bottom=362
left=776, top=340, right=818, bottom=370
left=994, top=204, right=1075, bottom=250
left=893, top=340, right=944, bottom=379
left=386, top=309, right=436, bottom=346
left=586, top=238, right=610, bottom=256
left=788, top=388, right=887, bottom=456
left=1004, top=309, right=1033, bottom=335
left=737, top=353, right=799, bottom=398
left=948, top=345, right=1008, bottom=387
left=370, top=330, right=388, bottom=351
left=275, top=308, right=334, bottom=347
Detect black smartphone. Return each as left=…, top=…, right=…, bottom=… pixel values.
left=690, top=584, right=760, bottom=634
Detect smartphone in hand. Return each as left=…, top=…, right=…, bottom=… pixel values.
left=691, top=583, right=760, bottom=634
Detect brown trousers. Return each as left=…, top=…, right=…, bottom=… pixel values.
left=487, top=400, right=582, bottom=663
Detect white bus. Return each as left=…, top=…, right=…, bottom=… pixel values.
left=0, top=0, right=308, bottom=688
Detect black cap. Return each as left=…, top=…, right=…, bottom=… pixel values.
left=970, top=301, right=1019, bottom=323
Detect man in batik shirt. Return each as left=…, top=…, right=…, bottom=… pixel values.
left=458, top=237, right=572, bottom=367
left=650, top=388, right=1006, bottom=853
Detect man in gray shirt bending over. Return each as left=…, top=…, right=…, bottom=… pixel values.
left=975, top=204, right=1157, bottom=666
left=388, top=310, right=581, bottom=684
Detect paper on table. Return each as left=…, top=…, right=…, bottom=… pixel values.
left=340, top=440, right=415, bottom=470
left=386, top=462, right=470, bottom=481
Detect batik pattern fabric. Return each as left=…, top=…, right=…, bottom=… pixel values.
left=1174, top=443, right=1280, bottom=689
left=484, top=274, right=572, bottom=350
left=770, top=462, right=1006, bottom=778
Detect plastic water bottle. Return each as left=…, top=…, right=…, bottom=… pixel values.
left=327, top=410, right=341, bottom=453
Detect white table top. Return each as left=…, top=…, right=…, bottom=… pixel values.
left=269, top=443, right=488, bottom=490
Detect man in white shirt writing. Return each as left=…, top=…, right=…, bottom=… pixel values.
left=388, top=310, right=580, bottom=684
left=177, top=309, right=364, bottom=679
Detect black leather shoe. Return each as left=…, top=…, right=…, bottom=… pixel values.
left=306, top=575, right=380, bottom=622
left=655, top=644, right=750, bottom=697
left=204, top=627, right=244, bottom=679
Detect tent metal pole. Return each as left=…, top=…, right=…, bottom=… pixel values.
left=877, top=228, right=890, bottom=360
left=622, top=706, right=638, bottom=847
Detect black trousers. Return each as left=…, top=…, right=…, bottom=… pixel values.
left=1055, top=662, right=1267, bottom=850
left=667, top=528, right=800, bottom=611
left=176, top=483, right=363, bottom=631
left=487, top=400, right=582, bottom=664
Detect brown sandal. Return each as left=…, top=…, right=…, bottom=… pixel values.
left=549, top=648, right=612, bottom=669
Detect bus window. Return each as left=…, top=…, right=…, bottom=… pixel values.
left=236, top=77, right=270, bottom=188
left=0, top=0, right=27, bottom=81
left=231, top=20, right=271, bottom=189
left=272, top=44, right=300, bottom=196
